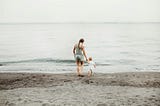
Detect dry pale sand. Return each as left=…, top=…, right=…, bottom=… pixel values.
left=0, top=72, right=160, bottom=106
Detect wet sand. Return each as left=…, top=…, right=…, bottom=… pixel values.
left=0, top=72, right=160, bottom=106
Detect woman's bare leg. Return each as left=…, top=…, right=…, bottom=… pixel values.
left=80, top=61, right=84, bottom=74
left=76, top=61, right=81, bottom=75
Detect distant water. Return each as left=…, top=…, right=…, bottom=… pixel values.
left=0, top=23, right=160, bottom=73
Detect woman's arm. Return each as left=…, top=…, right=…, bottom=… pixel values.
left=73, top=45, right=75, bottom=54
left=82, top=46, right=88, bottom=61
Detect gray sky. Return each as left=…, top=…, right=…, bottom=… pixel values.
left=0, top=0, right=160, bottom=23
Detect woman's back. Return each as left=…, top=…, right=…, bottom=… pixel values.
left=75, top=44, right=83, bottom=55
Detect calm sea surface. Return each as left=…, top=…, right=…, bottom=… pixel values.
left=0, top=23, right=160, bottom=73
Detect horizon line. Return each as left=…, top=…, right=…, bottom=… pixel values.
left=0, top=22, right=160, bottom=24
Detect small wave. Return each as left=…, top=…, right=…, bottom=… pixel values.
left=119, top=51, right=129, bottom=54
left=0, top=58, right=113, bottom=67
left=96, top=63, right=112, bottom=66
left=65, top=63, right=111, bottom=66
left=0, top=58, right=114, bottom=67
left=0, top=58, right=75, bottom=64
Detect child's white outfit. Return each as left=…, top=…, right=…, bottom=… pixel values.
left=88, top=61, right=95, bottom=71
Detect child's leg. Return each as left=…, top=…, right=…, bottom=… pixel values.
left=88, top=69, right=92, bottom=77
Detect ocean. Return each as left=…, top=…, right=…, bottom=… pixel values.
left=0, top=23, right=160, bottom=73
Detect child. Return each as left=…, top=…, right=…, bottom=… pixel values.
left=88, top=57, right=96, bottom=77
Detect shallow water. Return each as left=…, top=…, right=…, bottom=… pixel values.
left=0, top=23, right=160, bottom=73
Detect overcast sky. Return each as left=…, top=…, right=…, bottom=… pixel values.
left=0, top=0, right=160, bottom=23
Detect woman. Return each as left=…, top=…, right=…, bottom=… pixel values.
left=73, top=38, right=88, bottom=77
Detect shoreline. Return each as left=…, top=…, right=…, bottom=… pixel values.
left=0, top=72, right=160, bottom=106
left=0, top=70, right=160, bottom=74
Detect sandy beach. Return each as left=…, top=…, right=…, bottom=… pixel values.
left=0, top=72, right=160, bottom=106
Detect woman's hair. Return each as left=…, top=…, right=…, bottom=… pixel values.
left=89, top=57, right=92, bottom=61
left=78, top=38, right=84, bottom=49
